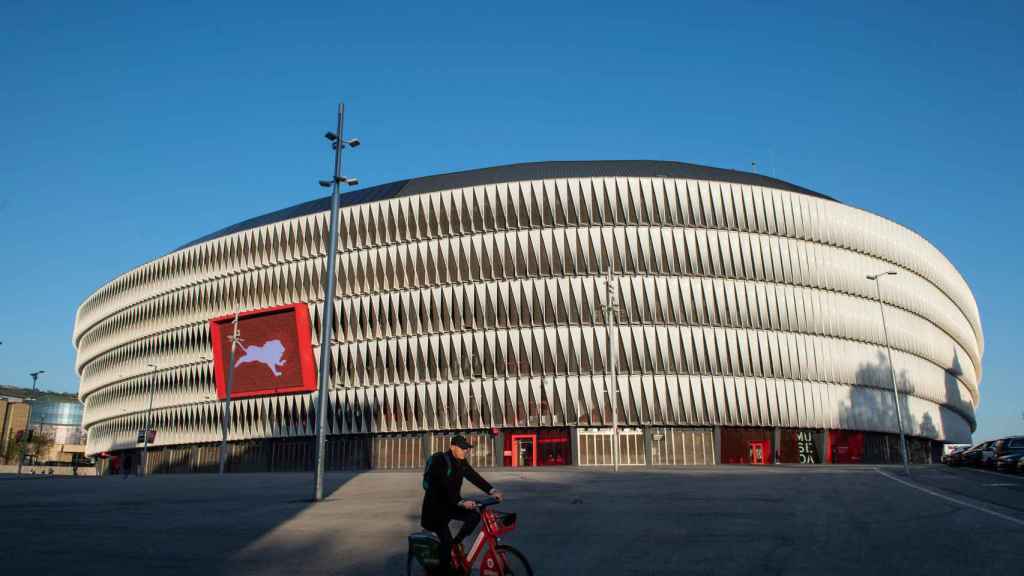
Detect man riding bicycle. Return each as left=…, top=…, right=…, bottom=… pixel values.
left=421, top=434, right=503, bottom=576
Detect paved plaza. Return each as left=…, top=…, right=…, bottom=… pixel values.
left=2, top=465, right=1022, bottom=575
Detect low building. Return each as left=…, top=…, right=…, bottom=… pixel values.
left=29, top=400, right=88, bottom=464
left=0, top=389, right=87, bottom=466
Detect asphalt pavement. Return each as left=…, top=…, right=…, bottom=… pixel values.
left=1, top=465, right=1021, bottom=575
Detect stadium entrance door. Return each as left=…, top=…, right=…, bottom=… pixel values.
left=511, top=434, right=536, bottom=467
left=749, top=441, right=769, bottom=465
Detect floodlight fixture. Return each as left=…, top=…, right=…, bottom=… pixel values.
left=866, top=271, right=898, bottom=280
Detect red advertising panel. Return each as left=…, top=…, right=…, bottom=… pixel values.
left=829, top=430, right=865, bottom=464
left=209, top=304, right=317, bottom=400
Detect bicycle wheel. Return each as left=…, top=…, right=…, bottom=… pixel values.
left=497, top=544, right=533, bottom=576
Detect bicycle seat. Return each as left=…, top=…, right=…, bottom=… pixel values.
left=408, top=531, right=439, bottom=544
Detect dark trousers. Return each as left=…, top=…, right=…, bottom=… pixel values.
left=435, top=508, right=481, bottom=575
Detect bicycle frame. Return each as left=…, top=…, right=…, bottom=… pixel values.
left=452, top=508, right=506, bottom=575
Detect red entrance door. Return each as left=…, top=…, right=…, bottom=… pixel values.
left=511, top=434, right=537, bottom=467
left=749, top=441, right=769, bottom=465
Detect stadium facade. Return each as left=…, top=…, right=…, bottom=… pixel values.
left=73, top=161, right=982, bottom=472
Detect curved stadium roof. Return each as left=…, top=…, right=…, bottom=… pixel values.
left=177, top=160, right=835, bottom=252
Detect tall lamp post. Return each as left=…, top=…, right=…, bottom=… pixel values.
left=602, top=265, right=620, bottom=472
left=867, top=271, right=911, bottom=477
left=220, top=315, right=243, bottom=475
left=17, top=370, right=45, bottom=474
left=29, top=370, right=45, bottom=393
left=141, top=363, right=158, bottom=476
left=313, top=102, right=360, bottom=502
left=27, top=370, right=45, bottom=438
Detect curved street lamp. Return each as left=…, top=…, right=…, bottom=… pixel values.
left=867, top=271, right=910, bottom=477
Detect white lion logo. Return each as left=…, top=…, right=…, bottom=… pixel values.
left=234, top=339, right=287, bottom=377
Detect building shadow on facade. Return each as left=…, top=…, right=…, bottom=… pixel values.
left=941, top=349, right=971, bottom=444
left=840, top=352, right=945, bottom=464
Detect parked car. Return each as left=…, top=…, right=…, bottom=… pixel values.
left=943, top=446, right=970, bottom=465
left=979, top=442, right=999, bottom=468
left=995, top=452, right=1024, bottom=473
left=950, top=444, right=980, bottom=466
left=942, top=446, right=966, bottom=463
left=989, top=436, right=1024, bottom=469
left=941, top=444, right=972, bottom=464
left=959, top=441, right=995, bottom=467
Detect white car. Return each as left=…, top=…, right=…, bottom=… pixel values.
left=941, top=444, right=971, bottom=464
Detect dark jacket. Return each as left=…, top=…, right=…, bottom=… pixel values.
left=421, top=450, right=494, bottom=531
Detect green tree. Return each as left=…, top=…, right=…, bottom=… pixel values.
left=3, top=431, right=54, bottom=465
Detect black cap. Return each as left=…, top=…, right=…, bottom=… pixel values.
left=451, top=434, right=474, bottom=449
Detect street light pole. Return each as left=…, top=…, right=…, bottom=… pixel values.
left=868, top=271, right=911, bottom=477
left=603, top=264, right=620, bottom=472
left=29, top=370, right=44, bottom=393
left=220, top=314, right=242, bottom=474
left=17, top=370, right=45, bottom=475
left=142, top=364, right=158, bottom=476
left=313, top=102, right=360, bottom=501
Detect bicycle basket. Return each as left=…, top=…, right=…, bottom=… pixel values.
left=483, top=510, right=517, bottom=536
left=408, top=532, right=440, bottom=567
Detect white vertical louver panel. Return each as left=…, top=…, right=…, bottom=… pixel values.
left=684, top=376, right=701, bottom=424
left=667, top=374, right=684, bottom=424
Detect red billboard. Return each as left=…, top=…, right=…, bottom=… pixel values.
left=209, top=303, right=317, bottom=400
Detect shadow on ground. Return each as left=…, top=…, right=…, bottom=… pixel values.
left=4, top=466, right=1023, bottom=575
left=0, top=472, right=360, bottom=576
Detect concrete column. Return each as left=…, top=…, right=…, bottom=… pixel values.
left=773, top=428, right=782, bottom=464
left=421, top=432, right=432, bottom=464
left=490, top=432, right=501, bottom=468
left=570, top=428, right=580, bottom=467
left=494, top=431, right=505, bottom=467
left=714, top=426, right=722, bottom=465
left=642, top=427, right=654, bottom=467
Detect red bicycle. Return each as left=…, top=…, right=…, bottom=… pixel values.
left=407, top=496, right=533, bottom=576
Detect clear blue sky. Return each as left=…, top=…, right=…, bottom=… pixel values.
left=1, top=2, right=1020, bottom=440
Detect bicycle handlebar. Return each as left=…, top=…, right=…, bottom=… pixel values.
left=471, top=496, right=502, bottom=508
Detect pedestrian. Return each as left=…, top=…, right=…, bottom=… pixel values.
left=122, top=452, right=132, bottom=479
